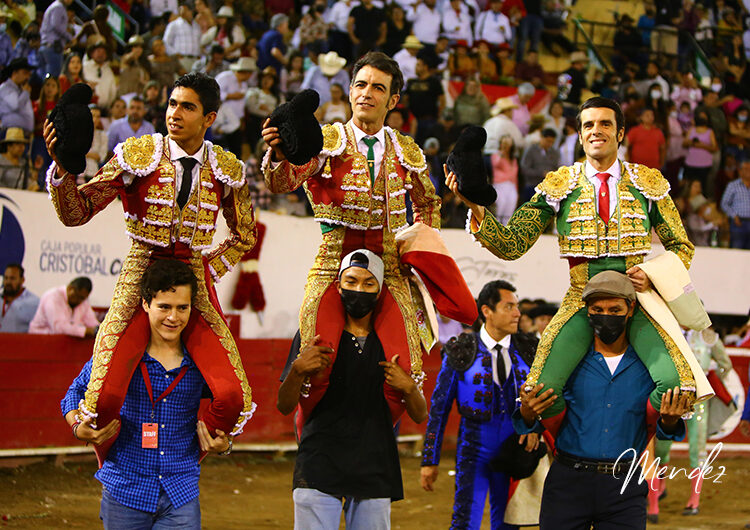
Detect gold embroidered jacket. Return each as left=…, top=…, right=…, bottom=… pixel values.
left=472, top=161, right=694, bottom=267
left=47, top=133, right=256, bottom=280
left=261, top=122, right=441, bottom=231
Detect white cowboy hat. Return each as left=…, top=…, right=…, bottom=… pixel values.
left=402, top=35, right=424, bottom=50
left=217, top=6, right=234, bottom=17
left=318, top=51, right=347, bottom=76
left=230, top=56, right=257, bottom=72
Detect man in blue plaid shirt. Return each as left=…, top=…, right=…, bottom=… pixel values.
left=61, top=260, right=232, bottom=529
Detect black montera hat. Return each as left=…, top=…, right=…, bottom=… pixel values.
left=446, top=125, right=497, bottom=206
left=48, top=83, right=94, bottom=175
left=267, top=89, right=323, bottom=166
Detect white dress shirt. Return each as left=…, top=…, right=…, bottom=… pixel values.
left=474, top=10, right=512, bottom=45
left=584, top=158, right=621, bottom=217
left=480, top=325, right=512, bottom=386
left=442, top=3, right=474, bottom=45
left=215, top=70, right=249, bottom=125
left=350, top=121, right=386, bottom=179
left=408, top=4, right=441, bottom=45
left=163, top=17, right=201, bottom=57
left=393, top=48, right=418, bottom=82
left=326, top=0, right=359, bottom=32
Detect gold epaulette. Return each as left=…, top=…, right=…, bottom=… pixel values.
left=625, top=162, right=670, bottom=201
left=321, top=122, right=345, bottom=156
left=210, top=143, right=245, bottom=188
left=388, top=127, right=426, bottom=172
left=535, top=165, right=578, bottom=201
left=117, top=133, right=164, bottom=176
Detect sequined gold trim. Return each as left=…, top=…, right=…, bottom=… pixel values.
left=322, top=122, right=344, bottom=155
left=625, top=162, right=670, bottom=200
left=120, top=134, right=161, bottom=173
left=475, top=205, right=551, bottom=261
left=535, top=165, right=578, bottom=201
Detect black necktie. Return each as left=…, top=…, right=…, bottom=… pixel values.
left=176, top=157, right=198, bottom=209
left=495, top=344, right=507, bottom=385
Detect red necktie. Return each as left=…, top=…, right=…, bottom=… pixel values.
left=596, top=172, right=610, bottom=224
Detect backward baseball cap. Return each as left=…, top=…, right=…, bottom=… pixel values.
left=581, top=271, right=636, bottom=303
left=339, top=249, right=384, bottom=290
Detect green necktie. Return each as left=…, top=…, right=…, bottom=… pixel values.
left=363, top=136, right=378, bottom=186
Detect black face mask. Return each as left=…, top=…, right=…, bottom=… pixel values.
left=588, top=313, right=628, bottom=344
left=695, top=117, right=708, bottom=126
left=340, top=289, right=378, bottom=319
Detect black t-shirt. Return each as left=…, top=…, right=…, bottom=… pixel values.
left=281, top=330, right=403, bottom=501
left=350, top=5, right=386, bottom=43
left=405, top=76, right=443, bottom=119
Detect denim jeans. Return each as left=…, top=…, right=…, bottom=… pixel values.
left=38, top=45, right=63, bottom=78
left=99, top=486, right=201, bottom=529
left=293, top=487, right=391, bottom=530
left=517, top=14, right=544, bottom=61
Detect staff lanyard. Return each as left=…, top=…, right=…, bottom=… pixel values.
left=140, top=361, right=188, bottom=420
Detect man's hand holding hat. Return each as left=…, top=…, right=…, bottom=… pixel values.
left=262, top=89, right=323, bottom=165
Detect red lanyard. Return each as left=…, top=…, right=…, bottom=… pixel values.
left=140, top=361, right=188, bottom=416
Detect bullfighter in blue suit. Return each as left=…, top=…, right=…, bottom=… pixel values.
left=420, top=280, right=542, bottom=530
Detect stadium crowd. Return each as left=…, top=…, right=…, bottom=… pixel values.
left=0, top=0, right=749, bottom=249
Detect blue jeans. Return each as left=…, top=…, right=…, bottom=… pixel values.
left=38, top=45, right=63, bottom=78
left=517, top=14, right=544, bottom=61
left=730, top=219, right=750, bottom=250
left=100, top=486, right=201, bottom=529
left=293, top=488, right=391, bottom=530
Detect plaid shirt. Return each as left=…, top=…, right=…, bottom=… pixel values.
left=720, top=178, right=750, bottom=219
left=61, top=350, right=206, bottom=512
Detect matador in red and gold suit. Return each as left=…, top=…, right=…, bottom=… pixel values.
left=46, top=132, right=257, bottom=463
left=262, top=121, right=477, bottom=427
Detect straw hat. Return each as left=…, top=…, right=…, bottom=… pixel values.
left=1, top=127, right=29, bottom=144
left=217, top=6, right=234, bottom=17
left=402, top=35, right=424, bottom=50
left=490, top=97, right=518, bottom=116
left=318, top=51, right=346, bottom=76
left=569, top=50, right=589, bottom=64
left=230, top=57, right=257, bottom=72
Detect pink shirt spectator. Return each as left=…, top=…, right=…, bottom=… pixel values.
left=666, top=116, right=686, bottom=161
left=509, top=94, right=531, bottom=135
left=29, top=286, right=99, bottom=337
left=491, top=153, right=518, bottom=185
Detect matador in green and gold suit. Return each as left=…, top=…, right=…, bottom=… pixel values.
left=467, top=159, right=696, bottom=435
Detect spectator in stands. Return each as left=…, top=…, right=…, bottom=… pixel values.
left=515, top=49, right=546, bottom=87
left=540, top=0, right=576, bottom=56
left=0, top=263, right=39, bottom=333
left=277, top=250, right=427, bottom=528
left=474, top=0, right=512, bottom=47
left=491, top=134, right=518, bottom=223
left=612, top=14, right=645, bottom=72
left=58, top=53, right=84, bottom=95
left=393, top=36, right=423, bottom=84
left=83, top=37, right=116, bottom=108
left=383, top=5, right=412, bottom=58
left=299, top=1, right=329, bottom=53
left=192, top=44, right=230, bottom=78
left=442, top=0, right=474, bottom=47
left=315, top=83, right=351, bottom=124
left=83, top=105, right=107, bottom=183
left=408, top=0, right=440, bottom=49
left=163, top=2, right=202, bottom=72
left=280, top=52, right=305, bottom=100
left=348, top=0, right=387, bottom=57
left=246, top=66, right=280, bottom=149
left=326, top=0, right=357, bottom=62
left=484, top=97, right=523, bottom=155
left=638, top=61, right=670, bottom=101
left=301, top=51, right=350, bottom=106
left=0, top=58, right=33, bottom=135
left=108, top=96, right=156, bottom=155
left=405, top=57, right=444, bottom=145
left=670, top=71, right=702, bottom=111
left=448, top=41, right=478, bottom=80
left=216, top=57, right=257, bottom=158
left=0, top=12, right=12, bottom=68
left=637, top=4, right=656, bottom=49
left=726, top=105, right=750, bottom=161
left=31, top=74, right=59, bottom=185
left=520, top=127, right=558, bottom=201
left=475, top=40, right=499, bottom=82
left=664, top=100, right=686, bottom=192
left=106, top=98, right=127, bottom=130
left=118, top=36, right=151, bottom=100
left=453, top=78, right=490, bottom=127
left=13, top=26, right=43, bottom=86
left=69, top=5, right=115, bottom=59
left=38, top=0, right=72, bottom=78
left=0, top=128, right=31, bottom=190
left=558, top=117, right=579, bottom=166
left=523, top=112, right=546, bottom=146
left=676, top=0, right=700, bottom=71
left=626, top=107, right=666, bottom=170
left=720, top=158, right=750, bottom=249
left=201, top=6, right=246, bottom=60
left=150, top=0, right=177, bottom=18
left=683, top=109, right=718, bottom=194
left=61, top=260, right=233, bottom=528
left=544, top=99, right=565, bottom=146
left=257, top=14, right=289, bottom=74
left=428, top=107, right=462, bottom=155
left=510, top=82, right=535, bottom=135
left=644, top=81, right=670, bottom=131
left=193, top=0, right=215, bottom=36
left=558, top=51, right=588, bottom=111
left=516, top=0, right=543, bottom=61
left=652, top=0, right=680, bottom=57
left=29, top=277, right=99, bottom=337
left=149, top=39, right=184, bottom=93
